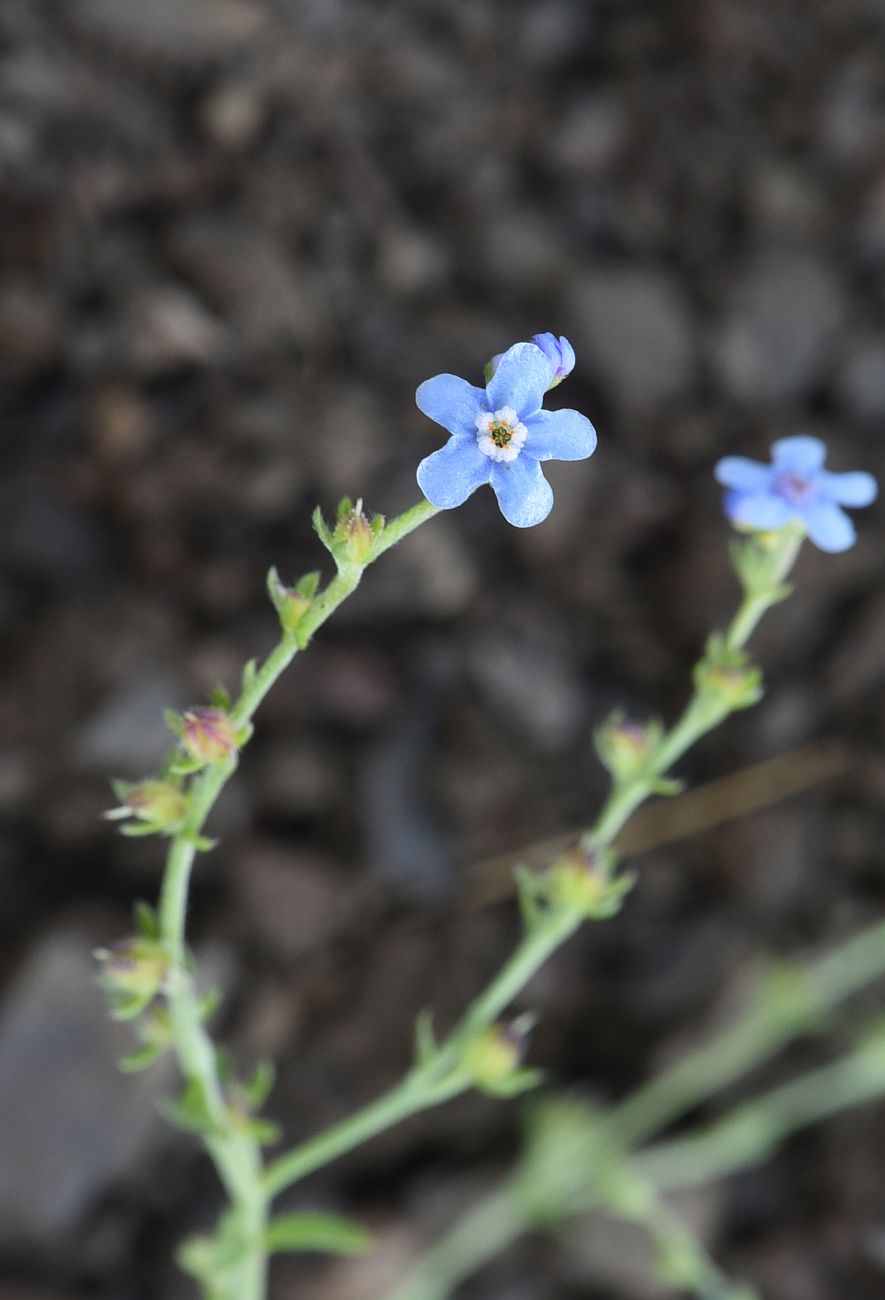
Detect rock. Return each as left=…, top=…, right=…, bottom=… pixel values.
left=833, top=333, right=885, bottom=421
left=124, top=285, right=226, bottom=375
left=0, top=486, right=110, bottom=589
left=467, top=612, right=587, bottom=752
left=68, top=0, right=267, bottom=65
left=76, top=671, right=187, bottom=775
left=714, top=248, right=845, bottom=403
left=233, top=844, right=352, bottom=960
left=572, top=267, right=697, bottom=413
left=0, top=928, right=176, bottom=1244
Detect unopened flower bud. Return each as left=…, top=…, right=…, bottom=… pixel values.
left=95, top=936, right=171, bottom=1018
left=106, top=779, right=188, bottom=829
left=182, top=707, right=239, bottom=764
left=548, top=847, right=609, bottom=913
left=463, top=1021, right=528, bottom=1091
left=529, top=332, right=576, bottom=387
left=333, top=501, right=376, bottom=565
left=595, top=717, right=658, bottom=782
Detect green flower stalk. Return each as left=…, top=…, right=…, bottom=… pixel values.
left=99, top=333, right=877, bottom=1300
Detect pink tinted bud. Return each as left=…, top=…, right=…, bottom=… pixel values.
left=182, top=707, right=239, bottom=763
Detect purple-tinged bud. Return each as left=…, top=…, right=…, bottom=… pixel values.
left=182, top=707, right=239, bottom=764
left=595, top=717, right=659, bottom=782
left=95, top=936, right=171, bottom=1018
left=694, top=638, right=763, bottom=712
left=530, top=333, right=576, bottom=387
left=106, top=779, right=188, bottom=829
left=548, top=846, right=610, bottom=913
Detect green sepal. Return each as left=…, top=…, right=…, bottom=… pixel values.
left=240, top=1115, right=281, bottom=1146
left=648, top=776, right=684, bottom=797
left=265, top=1212, right=371, bottom=1257
left=266, top=565, right=288, bottom=611
left=163, top=708, right=183, bottom=738
left=296, top=571, right=321, bottom=600
left=335, top=496, right=354, bottom=522
left=514, top=864, right=548, bottom=930
left=481, top=1066, right=544, bottom=1098
left=414, top=1009, right=438, bottom=1067
left=119, top=822, right=165, bottom=838
left=312, top=506, right=334, bottom=552
left=169, top=757, right=205, bottom=777
left=134, top=901, right=160, bottom=939
left=242, top=1059, right=275, bottom=1110
left=160, top=1079, right=221, bottom=1137
left=118, top=1042, right=166, bottom=1072
left=211, top=684, right=232, bottom=711
left=187, top=834, right=219, bottom=853
left=199, top=987, right=222, bottom=1023
left=106, top=991, right=150, bottom=1021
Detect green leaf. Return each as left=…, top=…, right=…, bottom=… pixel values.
left=134, top=901, right=160, bottom=939
left=295, top=571, right=321, bottom=599
left=414, top=1009, right=437, bottom=1066
left=335, top=496, right=354, bottom=522
left=265, top=1212, right=371, bottom=1257
left=242, top=1059, right=275, bottom=1109
left=211, top=684, right=232, bottom=710
left=159, top=1079, right=220, bottom=1136
left=312, top=506, right=334, bottom=551
left=118, top=1043, right=165, bottom=1072
left=163, top=707, right=183, bottom=737
left=266, top=565, right=288, bottom=612
left=198, top=987, right=222, bottom=1023
left=242, top=657, right=258, bottom=691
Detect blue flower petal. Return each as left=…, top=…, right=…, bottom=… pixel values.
left=485, top=342, right=554, bottom=419
left=802, top=501, right=856, bottom=552
left=416, top=374, right=487, bottom=439
left=714, top=457, right=772, bottom=494
left=522, top=408, right=597, bottom=462
left=771, top=435, right=826, bottom=474
left=729, top=491, right=792, bottom=530
left=489, top=457, right=554, bottom=527
left=819, top=470, right=878, bottom=507
left=417, top=438, right=491, bottom=509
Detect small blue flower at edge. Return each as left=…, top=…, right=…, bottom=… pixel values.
left=715, top=435, right=877, bottom=552
left=416, top=340, right=597, bottom=528
left=489, top=333, right=576, bottom=387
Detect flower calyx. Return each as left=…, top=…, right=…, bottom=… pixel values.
left=267, top=566, right=320, bottom=636
left=544, top=845, right=631, bottom=919
left=694, top=635, right=763, bottom=713
left=462, top=1016, right=541, bottom=1097
left=315, top=498, right=385, bottom=570
left=95, top=934, right=172, bottom=1020
left=105, top=778, right=188, bottom=837
left=594, top=715, right=663, bottom=784
left=165, top=705, right=247, bottom=771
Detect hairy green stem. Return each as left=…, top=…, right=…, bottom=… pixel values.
left=154, top=498, right=438, bottom=1297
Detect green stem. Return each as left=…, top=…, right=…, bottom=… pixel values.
left=638, top=1029, right=885, bottom=1191
left=262, top=535, right=804, bottom=1206
left=262, top=905, right=582, bottom=1199
left=152, top=497, right=439, bottom=1297
left=386, top=1186, right=529, bottom=1300
left=611, top=917, right=885, bottom=1149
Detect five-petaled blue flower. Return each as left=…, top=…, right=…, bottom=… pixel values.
left=715, top=435, right=877, bottom=553
left=416, top=340, right=597, bottom=528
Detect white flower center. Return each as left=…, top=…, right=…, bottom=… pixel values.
left=475, top=406, right=527, bottom=463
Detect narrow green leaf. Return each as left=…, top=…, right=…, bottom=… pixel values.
left=265, top=1212, right=371, bottom=1257
left=134, top=901, right=159, bottom=939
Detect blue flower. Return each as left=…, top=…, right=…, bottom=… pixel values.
left=715, top=435, right=877, bottom=553
left=528, top=332, right=576, bottom=386
left=416, top=341, right=597, bottom=528
left=488, top=333, right=576, bottom=389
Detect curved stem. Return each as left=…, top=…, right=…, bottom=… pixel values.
left=151, top=498, right=439, bottom=1297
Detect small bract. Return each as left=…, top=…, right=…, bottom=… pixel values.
left=416, top=340, right=597, bottom=528
left=715, top=435, right=877, bottom=552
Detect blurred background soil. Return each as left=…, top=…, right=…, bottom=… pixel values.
left=1, top=1, right=885, bottom=1296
